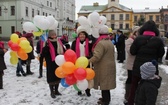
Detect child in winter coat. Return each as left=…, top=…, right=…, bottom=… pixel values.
left=135, top=60, right=162, bottom=105
left=0, top=39, right=7, bottom=89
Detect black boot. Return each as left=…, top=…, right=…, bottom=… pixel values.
left=26, top=65, right=33, bottom=75
left=49, top=85, right=56, bottom=98
left=38, top=69, right=42, bottom=78
left=78, top=91, right=82, bottom=95
left=85, top=88, right=91, bottom=97
left=0, top=75, right=3, bottom=89
left=55, top=84, right=61, bottom=95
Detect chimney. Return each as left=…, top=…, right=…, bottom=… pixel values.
left=93, top=2, right=99, bottom=6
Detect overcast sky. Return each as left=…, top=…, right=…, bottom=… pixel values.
left=75, top=0, right=168, bottom=18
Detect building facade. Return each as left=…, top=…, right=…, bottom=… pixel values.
left=0, top=0, right=75, bottom=39
left=78, top=0, right=165, bottom=33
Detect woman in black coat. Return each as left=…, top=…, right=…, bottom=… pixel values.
left=127, top=20, right=165, bottom=105
left=71, top=29, right=93, bottom=97
left=42, top=30, right=65, bottom=98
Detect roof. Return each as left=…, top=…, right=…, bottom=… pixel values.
left=133, top=9, right=160, bottom=13
left=78, top=4, right=132, bottom=14
left=78, top=5, right=108, bottom=13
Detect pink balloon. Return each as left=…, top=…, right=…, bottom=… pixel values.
left=74, top=68, right=87, bottom=80
left=64, top=49, right=77, bottom=63
left=65, top=74, right=77, bottom=85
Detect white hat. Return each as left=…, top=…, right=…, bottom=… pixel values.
left=99, top=25, right=109, bottom=34
left=77, top=26, right=88, bottom=35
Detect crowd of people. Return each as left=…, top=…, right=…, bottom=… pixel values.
left=0, top=20, right=168, bottom=105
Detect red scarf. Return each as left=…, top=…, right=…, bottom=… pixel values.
left=92, top=34, right=109, bottom=51
left=48, top=39, right=64, bottom=61
left=0, top=41, right=4, bottom=49
left=143, top=31, right=156, bottom=36
left=75, top=37, right=89, bottom=58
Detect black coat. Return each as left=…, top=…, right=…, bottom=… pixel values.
left=0, top=49, right=6, bottom=72
left=114, top=34, right=126, bottom=61
left=42, top=41, right=60, bottom=84
left=135, top=77, right=162, bottom=105
left=130, top=35, right=165, bottom=77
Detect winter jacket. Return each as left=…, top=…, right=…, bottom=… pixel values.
left=90, top=39, right=116, bottom=90
left=125, top=38, right=135, bottom=70
left=0, top=48, right=6, bottom=72
left=135, top=77, right=162, bottom=105
left=130, top=35, right=165, bottom=77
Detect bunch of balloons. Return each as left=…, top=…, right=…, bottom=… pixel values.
left=22, top=15, right=58, bottom=41
left=55, top=49, right=95, bottom=91
left=8, top=33, right=32, bottom=65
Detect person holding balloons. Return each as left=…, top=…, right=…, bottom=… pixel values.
left=15, top=31, right=27, bottom=77
left=22, top=33, right=35, bottom=75
left=71, top=26, right=93, bottom=97
left=0, top=37, right=7, bottom=89
left=89, top=25, right=116, bottom=105
left=42, top=30, right=65, bottom=98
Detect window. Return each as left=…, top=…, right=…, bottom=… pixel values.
left=111, top=14, right=115, bottom=20
left=119, top=14, right=123, bottom=20
left=11, top=6, right=15, bottom=16
left=32, top=9, right=34, bottom=17
left=111, top=24, right=115, bottom=30
left=126, top=14, right=129, bottom=20
left=119, top=24, right=123, bottom=29
left=149, top=15, right=153, bottom=20
left=37, top=10, right=40, bottom=15
left=0, top=26, right=2, bottom=34
left=26, top=7, right=28, bottom=16
left=46, top=13, right=47, bottom=16
left=43, top=12, right=45, bottom=16
left=156, top=15, right=160, bottom=22
left=47, top=1, right=49, bottom=6
left=111, top=0, right=115, bottom=1
left=134, top=16, right=138, bottom=22
left=103, top=15, right=106, bottom=17
left=50, top=2, right=52, bottom=7
left=125, top=24, right=129, bottom=29
left=11, top=26, right=15, bottom=34
left=0, top=7, right=1, bottom=16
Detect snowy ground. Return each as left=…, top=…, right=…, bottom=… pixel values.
left=0, top=48, right=167, bottom=105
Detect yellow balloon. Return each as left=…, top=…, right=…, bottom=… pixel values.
left=10, top=56, right=18, bottom=65
left=108, top=28, right=112, bottom=33
left=10, top=34, right=19, bottom=43
left=75, top=56, right=89, bottom=69
left=19, top=40, right=30, bottom=49
left=33, top=30, right=43, bottom=36
left=10, top=51, right=17, bottom=57
left=25, top=46, right=32, bottom=53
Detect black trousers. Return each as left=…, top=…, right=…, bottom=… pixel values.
left=0, top=72, right=3, bottom=89
left=101, top=90, right=111, bottom=103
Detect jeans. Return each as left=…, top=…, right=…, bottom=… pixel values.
left=16, top=60, right=25, bottom=74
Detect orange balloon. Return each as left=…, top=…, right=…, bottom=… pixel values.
left=17, top=48, right=28, bottom=60
left=85, top=68, right=95, bottom=80
left=55, top=66, right=67, bottom=78
left=43, top=61, right=46, bottom=67
left=62, top=62, right=76, bottom=74
left=17, top=37, right=27, bottom=44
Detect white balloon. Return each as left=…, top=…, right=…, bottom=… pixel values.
left=23, top=22, right=38, bottom=33
left=76, top=79, right=88, bottom=91
left=78, top=16, right=89, bottom=26
left=46, top=16, right=55, bottom=27
left=33, top=15, right=50, bottom=30
left=49, top=20, right=58, bottom=30
left=55, top=55, right=65, bottom=66
left=88, top=11, right=100, bottom=26
left=33, top=15, right=42, bottom=26
left=91, top=27, right=99, bottom=38
left=99, top=16, right=107, bottom=25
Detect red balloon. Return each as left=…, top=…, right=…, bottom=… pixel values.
left=74, top=68, right=87, bottom=80
left=8, top=40, right=13, bottom=47
left=64, top=49, right=77, bottom=63
left=65, top=74, right=77, bottom=85
left=11, top=43, right=20, bottom=51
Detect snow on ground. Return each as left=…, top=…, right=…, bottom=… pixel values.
left=0, top=47, right=167, bottom=105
